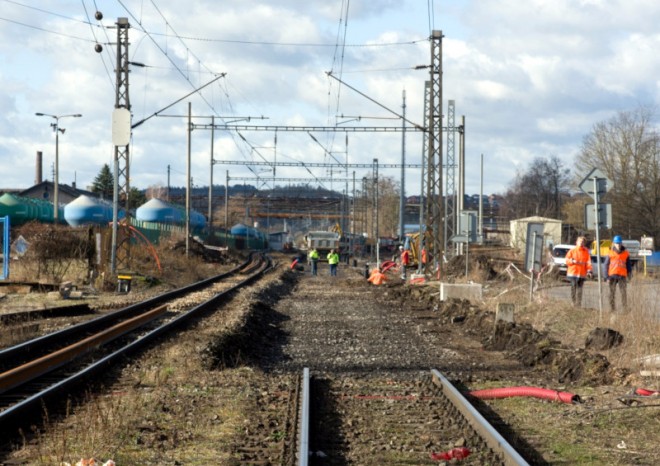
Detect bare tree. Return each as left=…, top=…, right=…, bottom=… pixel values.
left=502, top=156, right=571, bottom=219
left=361, top=176, right=401, bottom=239
left=576, top=106, right=660, bottom=238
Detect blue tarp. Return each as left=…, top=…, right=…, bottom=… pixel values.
left=643, top=251, right=660, bottom=267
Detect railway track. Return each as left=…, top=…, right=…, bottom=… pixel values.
left=0, top=252, right=272, bottom=442
left=230, top=368, right=531, bottom=465
left=295, top=368, right=529, bottom=465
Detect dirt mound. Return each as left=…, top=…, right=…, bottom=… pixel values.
left=391, top=285, right=621, bottom=386
left=171, top=238, right=245, bottom=264
left=585, top=327, right=624, bottom=350
left=444, top=254, right=500, bottom=281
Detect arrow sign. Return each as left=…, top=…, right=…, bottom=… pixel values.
left=579, top=168, right=613, bottom=199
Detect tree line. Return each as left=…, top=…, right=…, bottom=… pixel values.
left=502, top=105, right=660, bottom=242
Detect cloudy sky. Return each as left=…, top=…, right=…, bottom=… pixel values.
left=1, top=0, right=659, bottom=198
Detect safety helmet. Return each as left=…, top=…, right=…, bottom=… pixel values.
left=613, top=235, right=622, bottom=244
left=399, top=245, right=404, bottom=250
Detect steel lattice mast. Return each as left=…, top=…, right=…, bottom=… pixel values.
left=425, top=30, right=444, bottom=276
left=445, top=99, right=456, bottom=254
left=111, top=17, right=131, bottom=273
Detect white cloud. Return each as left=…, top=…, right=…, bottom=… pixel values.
left=1, top=0, right=660, bottom=199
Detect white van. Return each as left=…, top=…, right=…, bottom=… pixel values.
left=551, top=244, right=574, bottom=274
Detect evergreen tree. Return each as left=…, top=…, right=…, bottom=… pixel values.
left=91, top=164, right=114, bottom=199
left=128, top=186, right=146, bottom=210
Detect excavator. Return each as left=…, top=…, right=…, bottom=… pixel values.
left=403, top=230, right=433, bottom=267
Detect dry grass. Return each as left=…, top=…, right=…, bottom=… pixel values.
left=478, top=274, right=660, bottom=465
left=4, top=270, right=281, bottom=465
left=485, top=273, right=660, bottom=386
left=8, top=222, right=241, bottom=286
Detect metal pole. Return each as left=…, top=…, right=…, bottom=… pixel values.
left=186, top=102, right=191, bottom=257
left=479, top=153, right=484, bottom=244
left=36, top=113, right=81, bottom=221
left=529, top=231, right=537, bottom=302
left=399, top=89, right=406, bottom=241
left=457, top=116, right=466, bottom=254
left=209, top=115, right=214, bottom=229
left=465, top=220, right=470, bottom=278
left=373, top=159, right=379, bottom=262
left=167, top=164, right=171, bottom=201
left=54, top=125, right=59, bottom=222
left=344, top=135, right=349, bottom=249
left=225, top=170, right=229, bottom=248
left=418, top=81, right=430, bottom=274
left=351, top=170, right=356, bottom=260
left=593, top=177, right=603, bottom=320
left=110, top=17, right=131, bottom=274
left=111, top=147, right=119, bottom=271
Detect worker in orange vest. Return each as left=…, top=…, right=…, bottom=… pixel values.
left=604, top=235, right=631, bottom=311
left=367, top=267, right=387, bottom=285
left=400, top=246, right=410, bottom=280
left=566, top=236, right=593, bottom=307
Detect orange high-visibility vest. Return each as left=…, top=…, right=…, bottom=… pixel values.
left=566, top=246, right=592, bottom=278
left=368, top=270, right=386, bottom=285
left=607, top=248, right=629, bottom=277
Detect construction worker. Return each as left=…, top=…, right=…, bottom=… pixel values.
left=308, top=247, right=319, bottom=276
left=566, top=236, right=593, bottom=307
left=327, top=249, right=339, bottom=276
left=367, top=267, right=387, bottom=285
left=604, top=235, right=631, bottom=311
left=400, top=246, right=410, bottom=280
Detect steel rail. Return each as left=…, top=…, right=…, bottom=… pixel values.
left=297, top=368, right=528, bottom=465
left=0, top=254, right=272, bottom=438
left=298, top=367, right=310, bottom=466
left=0, top=253, right=254, bottom=369
left=431, top=369, right=530, bottom=466
left=0, top=304, right=168, bottom=395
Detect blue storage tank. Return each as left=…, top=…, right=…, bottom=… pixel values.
left=189, top=209, right=206, bottom=230
left=230, top=223, right=251, bottom=236
left=230, top=223, right=267, bottom=249
left=136, top=198, right=206, bottom=229
left=137, top=198, right=183, bottom=224
left=64, top=195, right=122, bottom=226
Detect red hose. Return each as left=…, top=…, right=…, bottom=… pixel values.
left=635, top=388, right=659, bottom=396
left=469, top=386, right=580, bottom=404
left=381, top=260, right=396, bottom=272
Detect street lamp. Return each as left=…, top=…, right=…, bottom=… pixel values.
left=35, top=112, right=82, bottom=222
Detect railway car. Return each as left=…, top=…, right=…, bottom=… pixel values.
left=64, top=194, right=124, bottom=226
left=136, top=198, right=206, bottom=231
left=0, top=193, right=60, bottom=224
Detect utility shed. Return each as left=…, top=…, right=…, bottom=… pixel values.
left=509, top=216, right=562, bottom=251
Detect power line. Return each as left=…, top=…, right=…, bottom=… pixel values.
left=144, top=33, right=424, bottom=48
left=81, top=0, right=114, bottom=89
left=3, top=0, right=95, bottom=25
left=0, top=15, right=94, bottom=42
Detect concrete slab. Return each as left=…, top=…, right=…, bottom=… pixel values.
left=495, top=302, right=515, bottom=324
left=439, top=283, right=482, bottom=302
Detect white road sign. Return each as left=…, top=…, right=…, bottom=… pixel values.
left=579, top=168, right=613, bottom=200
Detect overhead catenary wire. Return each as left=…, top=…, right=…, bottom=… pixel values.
left=82, top=0, right=114, bottom=89
left=5, top=0, right=427, bottom=191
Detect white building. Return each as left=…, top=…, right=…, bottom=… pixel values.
left=509, top=216, right=562, bottom=252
